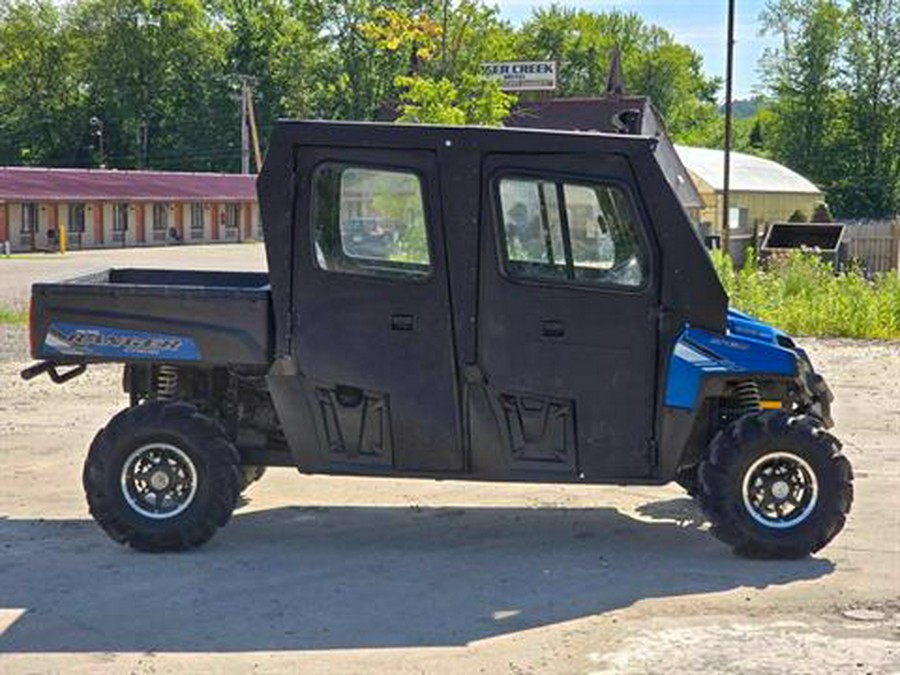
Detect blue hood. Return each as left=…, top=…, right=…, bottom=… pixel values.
left=726, top=308, right=792, bottom=347
left=663, top=309, right=802, bottom=410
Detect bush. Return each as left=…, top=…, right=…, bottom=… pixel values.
left=711, top=249, right=900, bottom=339
left=811, top=202, right=834, bottom=222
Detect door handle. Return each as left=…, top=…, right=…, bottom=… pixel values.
left=391, top=314, right=415, bottom=331
left=541, top=320, right=565, bottom=338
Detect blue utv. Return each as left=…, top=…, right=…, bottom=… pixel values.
left=23, top=121, right=852, bottom=557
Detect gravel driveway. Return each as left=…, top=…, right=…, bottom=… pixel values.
left=1, top=246, right=898, bottom=673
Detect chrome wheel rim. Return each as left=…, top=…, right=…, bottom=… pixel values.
left=120, top=442, right=198, bottom=519
left=742, top=451, right=818, bottom=529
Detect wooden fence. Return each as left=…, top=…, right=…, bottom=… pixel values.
left=841, top=219, right=900, bottom=274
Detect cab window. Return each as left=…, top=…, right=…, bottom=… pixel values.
left=497, top=176, right=647, bottom=288
left=312, top=164, right=431, bottom=279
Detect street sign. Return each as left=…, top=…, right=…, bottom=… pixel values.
left=482, top=61, right=557, bottom=91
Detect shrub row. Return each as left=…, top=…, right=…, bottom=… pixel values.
left=712, top=250, right=900, bottom=339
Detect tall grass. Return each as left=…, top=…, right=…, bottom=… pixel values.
left=712, top=250, right=900, bottom=339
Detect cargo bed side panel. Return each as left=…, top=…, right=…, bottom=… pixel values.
left=31, top=272, right=272, bottom=366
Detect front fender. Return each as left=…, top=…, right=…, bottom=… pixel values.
left=664, top=327, right=798, bottom=411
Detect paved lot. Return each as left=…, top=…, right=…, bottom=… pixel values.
left=1, top=245, right=898, bottom=673
left=0, top=243, right=267, bottom=309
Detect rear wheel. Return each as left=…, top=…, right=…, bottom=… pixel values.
left=83, top=402, right=240, bottom=552
left=699, top=411, right=853, bottom=559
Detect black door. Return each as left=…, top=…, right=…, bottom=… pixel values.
left=291, top=148, right=462, bottom=473
left=477, top=153, right=660, bottom=479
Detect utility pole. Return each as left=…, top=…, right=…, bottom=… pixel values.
left=240, top=78, right=250, bottom=175
left=441, top=0, right=448, bottom=73
left=245, top=84, right=262, bottom=173
left=722, top=0, right=736, bottom=257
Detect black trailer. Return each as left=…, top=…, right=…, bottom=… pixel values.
left=24, top=121, right=852, bottom=557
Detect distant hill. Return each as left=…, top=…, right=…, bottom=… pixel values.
left=718, top=97, right=764, bottom=120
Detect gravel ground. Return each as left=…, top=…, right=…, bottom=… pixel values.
left=1, top=325, right=898, bottom=674
left=0, top=243, right=267, bottom=310
left=1, top=246, right=898, bottom=673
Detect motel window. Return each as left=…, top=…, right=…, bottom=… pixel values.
left=113, top=203, right=129, bottom=242
left=152, top=203, right=169, bottom=240
left=222, top=203, right=240, bottom=239
left=21, top=203, right=38, bottom=234
left=68, top=203, right=86, bottom=233
left=190, top=203, right=205, bottom=240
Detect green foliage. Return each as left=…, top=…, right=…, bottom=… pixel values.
left=788, top=209, right=808, bottom=222
left=363, top=3, right=516, bottom=125
left=394, top=73, right=514, bottom=125
left=712, top=249, right=900, bottom=339
left=513, top=6, right=721, bottom=141
left=760, top=0, right=900, bottom=218
left=2, top=0, right=892, bottom=223
left=0, top=1, right=87, bottom=165
left=0, top=304, right=27, bottom=324
left=72, top=0, right=233, bottom=170
left=0, top=0, right=724, bottom=167
left=811, top=202, right=833, bottom=222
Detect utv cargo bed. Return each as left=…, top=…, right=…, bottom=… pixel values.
left=30, top=268, right=272, bottom=365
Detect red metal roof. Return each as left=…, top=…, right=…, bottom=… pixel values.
left=0, top=167, right=257, bottom=202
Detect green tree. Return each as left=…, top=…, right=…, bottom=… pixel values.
left=362, top=3, right=516, bottom=125
left=836, top=0, right=900, bottom=216
left=0, top=1, right=87, bottom=165
left=513, top=7, right=721, bottom=141
left=759, top=1, right=845, bottom=199
left=760, top=0, right=900, bottom=217
left=73, top=0, right=233, bottom=170
left=213, top=0, right=325, bottom=141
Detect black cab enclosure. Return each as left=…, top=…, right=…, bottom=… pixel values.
left=259, top=121, right=725, bottom=483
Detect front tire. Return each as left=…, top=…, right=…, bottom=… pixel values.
left=699, top=411, right=853, bottom=559
left=83, top=402, right=240, bottom=552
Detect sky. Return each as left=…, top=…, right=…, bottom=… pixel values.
left=494, top=0, right=777, bottom=99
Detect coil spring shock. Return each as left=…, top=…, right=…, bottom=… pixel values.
left=155, top=365, right=179, bottom=401
left=733, top=380, right=762, bottom=416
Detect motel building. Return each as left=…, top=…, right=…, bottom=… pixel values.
left=0, top=167, right=260, bottom=252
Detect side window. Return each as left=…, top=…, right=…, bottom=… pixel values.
left=312, top=164, right=431, bottom=279
left=498, top=178, right=566, bottom=279
left=497, top=176, right=647, bottom=288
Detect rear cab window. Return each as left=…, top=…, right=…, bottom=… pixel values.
left=312, top=164, right=431, bottom=280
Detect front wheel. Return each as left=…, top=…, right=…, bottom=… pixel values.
left=83, top=402, right=241, bottom=552
left=699, top=411, right=853, bottom=559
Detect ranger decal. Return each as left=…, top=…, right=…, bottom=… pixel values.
left=43, top=322, right=201, bottom=360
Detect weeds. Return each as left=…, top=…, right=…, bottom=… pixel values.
left=712, top=250, right=900, bottom=339
left=0, top=306, right=28, bottom=325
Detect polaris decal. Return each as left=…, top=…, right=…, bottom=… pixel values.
left=43, top=322, right=201, bottom=360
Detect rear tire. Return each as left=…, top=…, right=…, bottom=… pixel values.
left=83, top=402, right=240, bottom=552
left=699, top=411, right=853, bottom=559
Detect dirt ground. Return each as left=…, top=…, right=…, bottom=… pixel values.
left=1, top=247, right=898, bottom=674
